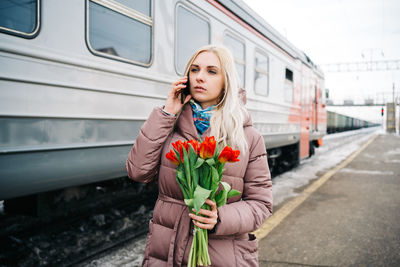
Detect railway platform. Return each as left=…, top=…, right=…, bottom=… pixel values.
left=256, top=133, right=400, bottom=266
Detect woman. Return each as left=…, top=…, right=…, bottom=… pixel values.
left=126, top=45, right=273, bottom=266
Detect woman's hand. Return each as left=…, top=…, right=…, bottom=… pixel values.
left=164, top=76, right=191, bottom=115
left=189, top=199, right=218, bottom=231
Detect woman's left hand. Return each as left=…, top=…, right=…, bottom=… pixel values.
left=189, top=199, right=218, bottom=230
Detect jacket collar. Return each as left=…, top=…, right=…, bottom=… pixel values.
left=176, top=103, right=199, bottom=140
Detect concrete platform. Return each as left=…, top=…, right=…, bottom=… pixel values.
left=258, top=134, right=400, bottom=266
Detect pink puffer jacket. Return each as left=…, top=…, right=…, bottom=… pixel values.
left=126, top=103, right=273, bottom=266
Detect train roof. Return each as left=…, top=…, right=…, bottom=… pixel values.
left=216, top=0, right=324, bottom=75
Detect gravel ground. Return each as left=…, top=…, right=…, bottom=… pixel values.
left=82, top=236, right=147, bottom=267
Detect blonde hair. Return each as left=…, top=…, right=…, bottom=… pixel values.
left=183, top=45, right=248, bottom=153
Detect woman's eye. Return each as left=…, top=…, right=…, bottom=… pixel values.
left=209, top=70, right=217, bottom=74
left=190, top=68, right=198, bottom=73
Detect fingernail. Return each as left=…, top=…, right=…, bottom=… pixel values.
left=192, top=208, right=196, bottom=212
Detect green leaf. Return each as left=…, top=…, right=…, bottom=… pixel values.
left=211, top=167, right=219, bottom=186
left=184, top=198, right=194, bottom=208
left=210, top=166, right=220, bottom=196
left=227, top=189, right=241, bottom=198
left=176, top=177, right=189, bottom=199
left=217, top=164, right=224, bottom=177
left=173, top=147, right=182, bottom=164
left=191, top=166, right=199, bottom=188
left=220, top=181, right=231, bottom=192
left=194, top=157, right=205, bottom=169
left=215, top=189, right=225, bottom=207
left=176, top=170, right=189, bottom=194
left=176, top=170, right=185, bottom=182
left=182, top=145, right=192, bottom=194
left=205, top=158, right=215, bottom=166
left=188, top=144, right=198, bottom=167
left=193, top=185, right=211, bottom=214
left=216, top=182, right=231, bottom=207
left=200, top=166, right=211, bottom=190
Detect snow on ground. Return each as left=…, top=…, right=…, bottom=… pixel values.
left=0, top=200, right=3, bottom=214
left=338, top=168, right=394, bottom=176
left=85, top=127, right=381, bottom=266
left=387, top=148, right=400, bottom=155
left=84, top=237, right=146, bottom=267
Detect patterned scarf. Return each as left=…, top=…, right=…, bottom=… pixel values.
left=189, top=100, right=216, bottom=135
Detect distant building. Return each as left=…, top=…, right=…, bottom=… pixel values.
left=343, top=99, right=354, bottom=106
left=326, top=99, right=334, bottom=106
left=364, top=99, right=374, bottom=105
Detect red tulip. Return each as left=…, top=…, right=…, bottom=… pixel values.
left=218, top=146, right=240, bottom=164
left=166, top=150, right=179, bottom=165
left=199, top=136, right=216, bottom=159
left=188, top=139, right=200, bottom=154
left=172, top=140, right=186, bottom=162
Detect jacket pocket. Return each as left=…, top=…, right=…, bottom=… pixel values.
left=233, top=233, right=259, bottom=267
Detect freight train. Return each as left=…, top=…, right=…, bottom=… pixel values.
left=0, top=0, right=327, bottom=204
left=327, top=111, right=378, bottom=134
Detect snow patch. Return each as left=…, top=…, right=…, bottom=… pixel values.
left=362, top=153, right=376, bottom=159
left=339, top=168, right=394, bottom=176
left=0, top=200, right=3, bottom=214
left=384, top=159, right=400, bottom=164
left=86, top=236, right=146, bottom=266
left=386, top=148, right=400, bottom=155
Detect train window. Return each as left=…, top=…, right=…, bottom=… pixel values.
left=0, top=0, right=40, bottom=38
left=223, top=34, right=245, bottom=88
left=176, top=5, right=210, bottom=74
left=87, top=0, right=152, bottom=66
left=284, top=68, right=294, bottom=102
left=254, top=51, right=269, bottom=96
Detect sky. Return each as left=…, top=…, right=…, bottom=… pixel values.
left=243, top=0, right=400, bottom=105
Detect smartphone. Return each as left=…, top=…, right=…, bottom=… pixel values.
left=180, top=77, right=190, bottom=104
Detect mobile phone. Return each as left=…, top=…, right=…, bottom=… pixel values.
left=181, top=77, right=190, bottom=104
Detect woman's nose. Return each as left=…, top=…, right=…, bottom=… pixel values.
left=196, top=70, right=205, bottom=82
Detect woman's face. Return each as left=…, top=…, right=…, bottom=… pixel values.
left=189, top=51, right=225, bottom=109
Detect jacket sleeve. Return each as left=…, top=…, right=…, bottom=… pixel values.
left=126, top=107, right=177, bottom=183
left=213, top=132, right=273, bottom=236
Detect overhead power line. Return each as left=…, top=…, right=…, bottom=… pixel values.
left=321, top=59, right=400, bottom=72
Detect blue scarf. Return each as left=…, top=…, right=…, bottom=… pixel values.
left=189, top=100, right=216, bottom=135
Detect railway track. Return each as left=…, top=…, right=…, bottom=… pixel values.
left=0, top=179, right=156, bottom=267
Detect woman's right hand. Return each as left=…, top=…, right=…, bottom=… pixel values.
left=164, top=77, right=191, bottom=115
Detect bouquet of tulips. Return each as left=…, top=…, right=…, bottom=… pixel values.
left=165, top=136, right=241, bottom=267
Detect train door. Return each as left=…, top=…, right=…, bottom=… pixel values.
left=299, top=66, right=310, bottom=159
left=313, top=84, right=318, bottom=132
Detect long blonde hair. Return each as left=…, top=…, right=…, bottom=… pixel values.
left=183, top=45, right=248, bottom=153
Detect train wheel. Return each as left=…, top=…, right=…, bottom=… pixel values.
left=309, top=141, right=315, bottom=157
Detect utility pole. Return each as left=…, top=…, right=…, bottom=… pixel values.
left=386, top=83, right=396, bottom=133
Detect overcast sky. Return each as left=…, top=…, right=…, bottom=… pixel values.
left=243, top=0, right=400, bottom=104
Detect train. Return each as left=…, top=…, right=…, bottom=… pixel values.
left=327, top=111, right=378, bottom=134
left=0, top=0, right=327, bottom=204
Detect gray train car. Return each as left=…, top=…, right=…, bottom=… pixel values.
left=326, top=111, right=377, bottom=133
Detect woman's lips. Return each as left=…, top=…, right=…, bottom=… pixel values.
left=194, top=86, right=206, bottom=91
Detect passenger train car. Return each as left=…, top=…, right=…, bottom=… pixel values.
left=0, top=0, right=326, bottom=202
